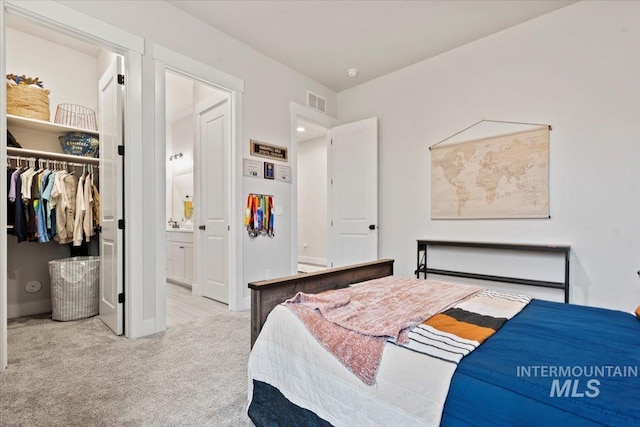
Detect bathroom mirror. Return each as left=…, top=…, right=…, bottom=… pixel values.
left=172, top=172, right=194, bottom=223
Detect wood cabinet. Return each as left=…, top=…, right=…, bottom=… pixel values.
left=166, top=231, right=194, bottom=285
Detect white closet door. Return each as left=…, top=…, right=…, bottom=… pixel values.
left=99, top=56, right=124, bottom=335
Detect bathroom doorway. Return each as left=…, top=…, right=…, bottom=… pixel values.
left=164, top=71, right=229, bottom=326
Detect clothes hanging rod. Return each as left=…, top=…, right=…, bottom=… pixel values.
left=6, top=155, right=95, bottom=169
left=6, top=147, right=99, bottom=165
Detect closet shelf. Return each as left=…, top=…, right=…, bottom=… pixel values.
left=7, top=114, right=99, bottom=136
left=7, top=146, right=99, bottom=165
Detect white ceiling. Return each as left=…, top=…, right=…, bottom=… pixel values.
left=297, top=118, right=328, bottom=143
left=165, top=71, right=194, bottom=124
left=6, top=13, right=102, bottom=57
left=169, top=0, right=576, bottom=92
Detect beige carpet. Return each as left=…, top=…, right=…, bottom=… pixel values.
left=1, top=310, right=253, bottom=426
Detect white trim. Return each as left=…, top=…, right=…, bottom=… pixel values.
left=125, top=52, right=145, bottom=338
left=231, top=91, right=244, bottom=311
left=191, top=283, right=203, bottom=297
left=152, top=44, right=245, bottom=313
left=7, top=300, right=51, bottom=319
left=153, top=56, right=167, bottom=334
left=297, top=256, right=328, bottom=267
left=4, top=0, right=144, bottom=54
left=0, top=1, right=7, bottom=370
left=290, top=102, right=338, bottom=128
left=290, top=102, right=338, bottom=275
left=153, top=45, right=244, bottom=93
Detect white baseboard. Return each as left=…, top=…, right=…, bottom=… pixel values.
left=298, top=256, right=327, bottom=266
left=7, top=299, right=51, bottom=319
left=191, top=283, right=203, bottom=296
left=141, top=318, right=160, bottom=337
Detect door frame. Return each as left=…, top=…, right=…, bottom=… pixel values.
left=0, top=0, right=144, bottom=370
left=152, top=44, right=245, bottom=321
left=289, top=102, right=338, bottom=274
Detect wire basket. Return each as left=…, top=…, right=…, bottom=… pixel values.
left=54, top=103, right=97, bottom=132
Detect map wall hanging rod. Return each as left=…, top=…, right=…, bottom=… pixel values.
left=429, top=119, right=552, bottom=151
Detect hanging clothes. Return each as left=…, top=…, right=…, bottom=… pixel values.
left=82, top=171, right=94, bottom=243
left=7, top=167, right=17, bottom=230
left=72, top=173, right=86, bottom=246
left=91, top=181, right=100, bottom=233
left=7, top=157, right=100, bottom=246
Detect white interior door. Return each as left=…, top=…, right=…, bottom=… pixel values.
left=99, top=56, right=124, bottom=334
left=329, top=117, right=378, bottom=268
left=196, top=98, right=229, bottom=304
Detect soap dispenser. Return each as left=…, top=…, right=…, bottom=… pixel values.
left=184, top=195, right=193, bottom=220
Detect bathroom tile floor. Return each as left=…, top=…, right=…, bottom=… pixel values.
left=166, top=282, right=229, bottom=327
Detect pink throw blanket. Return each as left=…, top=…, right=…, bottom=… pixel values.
left=285, top=276, right=481, bottom=385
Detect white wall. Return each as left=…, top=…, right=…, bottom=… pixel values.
left=337, top=1, right=640, bottom=312
left=58, top=0, right=337, bottom=312
left=7, top=27, right=97, bottom=122
left=297, top=136, right=328, bottom=266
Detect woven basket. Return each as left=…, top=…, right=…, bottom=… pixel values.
left=6, top=84, right=50, bottom=121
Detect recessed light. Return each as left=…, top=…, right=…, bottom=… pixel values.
left=347, top=68, right=358, bottom=78
left=296, top=126, right=306, bottom=132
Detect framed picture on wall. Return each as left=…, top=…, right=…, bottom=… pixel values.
left=264, top=162, right=275, bottom=180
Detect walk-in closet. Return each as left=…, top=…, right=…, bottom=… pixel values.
left=4, top=15, right=121, bottom=333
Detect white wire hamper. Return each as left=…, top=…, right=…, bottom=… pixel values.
left=48, top=256, right=100, bottom=321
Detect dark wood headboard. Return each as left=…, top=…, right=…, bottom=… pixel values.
left=248, top=259, right=394, bottom=347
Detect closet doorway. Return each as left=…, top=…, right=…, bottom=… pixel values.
left=3, top=14, right=125, bottom=330
left=164, top=70, right=231, bottom=324
left=1, top=2, right=144, bottom=371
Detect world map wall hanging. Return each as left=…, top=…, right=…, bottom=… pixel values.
left=430, top=121, right=550, bottom=220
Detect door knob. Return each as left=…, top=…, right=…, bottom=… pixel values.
left=369, top=224, right=376, bottom=230
left=199, top=225, right=206, bottom=231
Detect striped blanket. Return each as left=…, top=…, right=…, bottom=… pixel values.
left=400, top=289, right=531, bottom=364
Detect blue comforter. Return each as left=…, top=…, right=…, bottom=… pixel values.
left=441, top=299, right=640, bottom=427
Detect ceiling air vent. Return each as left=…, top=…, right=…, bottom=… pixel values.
left=307, top=91, right=326, bottom=113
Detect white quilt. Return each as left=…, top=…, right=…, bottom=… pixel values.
left=248, top=305, right=458, bottom=427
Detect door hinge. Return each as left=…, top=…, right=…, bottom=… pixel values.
left=331, top=139, right=333, bottom=145
left=118, top=293, right=125, bottom=304
left=228, top=225, right=230, bottom=231
left=331, top=220, right=333, bottom=226
left=118, top=219, right=125, bottom=230
left=118, top=145, right=125, bottom=156
left=118, top=74, right=125, bottom=85
left=331, top=179, right=333, bottom=185
left=331, top=262, right=334, bottom=268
